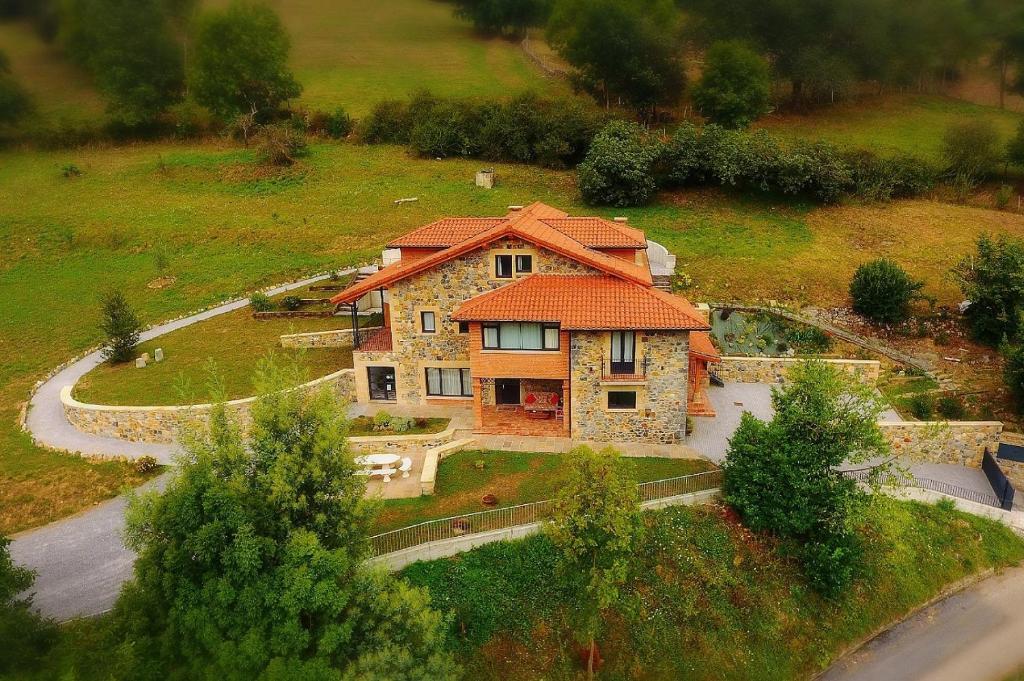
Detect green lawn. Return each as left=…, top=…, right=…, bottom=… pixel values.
left=759, top=95, right=1023, bottom=160
left=402, top=496, right=1024, bottom=679
left=72, top=288, right=356, bottom=406
left=877, top=370, right=942, bottom=419
left=375, top=450, right=714, bottom=532
left=4, top=139, right=1024, bottom=533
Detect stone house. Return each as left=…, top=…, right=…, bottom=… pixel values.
left=331, top=202, right=719, bottom=444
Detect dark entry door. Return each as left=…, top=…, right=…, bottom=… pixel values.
left=495, top=379, right=521, bottom=405
left=367, top=367, right=396, bottom=401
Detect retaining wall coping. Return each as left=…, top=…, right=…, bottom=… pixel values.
left=279, top=326, right=381, bottom=341
left=62, top=367, right=356, bottom=413
left=720, top=356, right=880, bottom=366
left=878, top=420, right=1003, bottom=428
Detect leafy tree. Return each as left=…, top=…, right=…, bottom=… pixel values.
left=60, top=0, right=184, bottom=128
left=692, top=40, right=771, bottom=128
left=577, top=120, right=660, bottom=206
left=952, top=233, right=1024, bottom=345
left=453, top=0, right=551, bottom=36
left=1003, top=343, right=1024, bottom=411
left=189, top=1, right=302, bottom=120
left=722, top=360, right=889, bottom=596
left=0, top=536, right=57, bottom=675
left=547, top=0, right=684, bottom=115
left=0, top=50, right=32, bottom=127
left=849, top=258, right=925, bottom=324
left=100, top=290, right=142, bottom=363
left=941, top=119, right=1002, bottom=189
left=117, top=361, right=457, bottom=680
left=1009, top=119, right=1024, bottom=168
left=546, top=446, right=642, bottom=680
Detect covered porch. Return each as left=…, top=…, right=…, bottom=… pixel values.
left=473, top=377, right=570, bottom=437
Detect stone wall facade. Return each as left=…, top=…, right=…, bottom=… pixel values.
left=358, top=238, right=601, bottom=406
left=570, top=331, right=690, bottom=444
left=63, top=369, right=356, bottom=445
left=280, top=327, right=380, bottom=349
left=348, top=426, right=459, bottom=455
left=879, top=420, right=1002, bottom=467
left=716, top=356, right=881, bottom=385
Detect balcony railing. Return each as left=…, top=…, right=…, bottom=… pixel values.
left=601, top=355, right=649, bottom=381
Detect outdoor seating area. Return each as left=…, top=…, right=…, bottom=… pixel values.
left=355, top=454, right=413, bottom=483
left=477, top=404, right=568, bottom=437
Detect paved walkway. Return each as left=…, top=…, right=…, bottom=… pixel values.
left=821, top=566, right=1024, bottom=681
left=24, top=272, right=341, bottom=463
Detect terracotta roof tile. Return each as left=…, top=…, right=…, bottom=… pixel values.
left=332, top=204, right=653, bottom=304
left=689, top=331, right=720, bottom=361
left=451, top=275, right=710, bottom=330
left=356, top=326, right=392, bottom=352
left=386, top=218, right=505, bottom=248
left=539, top=218, right=647, bottom=248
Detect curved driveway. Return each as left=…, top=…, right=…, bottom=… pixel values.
left=13, top=271, right=347, bottom=620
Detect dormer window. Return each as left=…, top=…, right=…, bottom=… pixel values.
left=495, top=254, right=513, bottom=279
left=515, top=254, right=533, bottom=273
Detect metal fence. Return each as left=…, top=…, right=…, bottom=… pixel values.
left=370, top=469, right=723, bottom=557
left=842, top=466, right=1003, bottom=508
left=982, top=448, right=1016, bottom=510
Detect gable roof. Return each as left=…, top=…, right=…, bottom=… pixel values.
left=450, top=274, right=710, bottom=331
left=332, top=203, right=653, bottom=305
left=689, top=331, right=721, bottom=361
left=385, top=205, right=647, bottom=250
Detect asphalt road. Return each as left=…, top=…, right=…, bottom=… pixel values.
left=821, top=566, right=1024, bottom=681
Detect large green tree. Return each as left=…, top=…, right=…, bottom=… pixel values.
left=692, top=40, right=771, bottom=128
left=116, top=362, right=457, bottom=680
left=189, top=1, right=302, bottom=120
left=547, top=0, right=684, bottom=115
left=0, top=536, right=56, bottom=674
left=546, top=446, right=642, bottom=680
left=722, top=360, right=889, bottom=596
left=952, top=233, right=1024, bottom=345
left=0, top=50, right=32, bottom=127
left=453, top=0, right=551, bottom=36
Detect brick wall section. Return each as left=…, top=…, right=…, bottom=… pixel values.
left=570, top=331, right=690, bottom=444
left=879, top=421, right=1002, bottom=467
left=63, top=369, right=356, bottom=444
left=467, top=322, right=569, bottom=380
left=717, top=356, right=880, bottom=384
left=279, top=327, right=379, bottom=349
left=367, top=239, right=601, bottom=405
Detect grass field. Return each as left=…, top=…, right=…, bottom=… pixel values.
left=2, top=139, right=1024, bottom=533
left=403, top=497, right=1024, bottom=679
left=375, top=450, right=713, bottom=532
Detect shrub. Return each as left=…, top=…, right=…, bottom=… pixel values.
left=100, top=290, right=142, bottom=363
left=941, top=119, right=1002, bottom=189
left=952, top=234, right=1024, bottom=345
left=249, top=292, right=273, bottom=311
left=409, top=99, right=484, bottom=158
left=995, top=184, right=1014, bottom=211
left=692, top=40, right=771, bottom=129
left=323, top=107, right=354, bottom=139
left=372, top=410, right=392, bottom=430
left=256, top=124, right=307, bottom=166
left=937, top=394, right=967, bottom=420
left=1009, top=119, right=1024, bottom=169
left=785, top=325, right=831, bottom=353
left=908, top=393, right=935, bottom=420
left=844, top=150, right=936, bottom=201
left=358, top=99, right=411, bottom=144
left=1004, top=344, right=1024, bottom=411
left=390, top=416, right=413, bottom=433
left=168, top=100, right=214, bottom=139
left=61, top=163, right=82, bottom=178
left=850, top=259, right=924, bottom=324
left=577, top=120, right=660, bottom=207
left=280, top=295, right=301, bottom=311
left=135, top=455, right=159, bottom=474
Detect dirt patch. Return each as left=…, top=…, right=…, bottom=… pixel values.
left=147, top=276, right=176, bottom=289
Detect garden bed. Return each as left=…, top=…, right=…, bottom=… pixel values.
left=375, top=450, right=714, bottom=533
left=73, top=289, right=355, bottom=407
left=349, top=415, right=450, bottom=437
left=712, top=307, right=837, bottom=356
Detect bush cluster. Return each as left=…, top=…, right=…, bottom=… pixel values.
left=248, top=292, right=273, bottom=312
left=358, top=91, right=604, bottom=169
left=849, top=258, right=924, bottom=325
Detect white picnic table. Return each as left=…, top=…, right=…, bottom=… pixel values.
left=354, top=454, right=402, bottom=482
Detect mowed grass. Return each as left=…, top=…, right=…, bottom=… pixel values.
left=3, top=139, right=1024, bottom=532
left=375, top=449, right=714, bottom=532
left=759, top=94, right=1023, bottom=160
left=1, top=0, right=563, bottom=126
left=72, top=292, right=356, bottom=406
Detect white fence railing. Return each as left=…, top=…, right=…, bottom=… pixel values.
left=369, top=469, right=723, bottom=557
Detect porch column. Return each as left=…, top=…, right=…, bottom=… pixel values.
left=473, top=377, right=484, bottom=431
left=561, top=379, right=571, bottom=435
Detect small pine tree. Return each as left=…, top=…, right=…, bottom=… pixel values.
left=100, top=290, right=141, bottom=362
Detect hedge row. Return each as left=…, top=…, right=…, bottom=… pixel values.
left=579, top=121, right=937, bottom=207
left=358, top=91, right=606, bottom=169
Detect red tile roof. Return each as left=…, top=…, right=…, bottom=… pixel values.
left=357, top=326, right=392, bottom=352
left=332, top=203, right=653, bottom=304
left=451, top=275, right=710, bottom=330
left=385, top=206, right=646, bottom=250
left=689, top=331, right=720, bottom=361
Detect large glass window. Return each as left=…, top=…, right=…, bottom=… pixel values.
left=495, top=255, right=513, bottom=278
left=482, top=323, right=560, bottom=350
left=607, top=390, right=637, bottom=410
left=425, top=367, right=472, bottom=397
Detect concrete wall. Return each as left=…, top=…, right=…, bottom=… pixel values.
left=570, top=331, right=690, bottom=444
left=880, top=420, right=1003, bottom=467
left=716, top=356, right=881, bottom=384
left=63, top=368, right=356, bottom=444
left=279, top=326, right=380, bottom=349
left=419, top=438, right=476, bottom=495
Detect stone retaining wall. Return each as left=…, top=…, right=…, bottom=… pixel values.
left=716, top=356, right=880, bottom=384
left=348, top=426, right=461, bottom=455
left=880, top=420, right=1003, bottom=467
left=63, top=369, right=356, bottom=444
left=279, top=326, right=381, bottom=349
left=420, top=438, right=476, bottom=495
